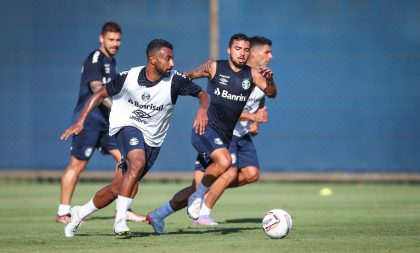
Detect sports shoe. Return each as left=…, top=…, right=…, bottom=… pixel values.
left=56, top=213, right=71, bottom=224
left=126, top=209, right=146, bottom=222
left=113, top=218, right=130, bottom=237
left=64, top=206, right=83, bottom=237
left=192, top=215, right=219, bottom=226
left=146, top=210, right=165, bottom=234
left=187, top=195, right=202, bottom=220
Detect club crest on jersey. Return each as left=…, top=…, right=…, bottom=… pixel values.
left=141, top=91, right=151, bottom=102
left=84, top=147, right=93, bottom=158
left=214, top=138, right=223, bottom=145
left=129, top=137, right=139, bottom=146
left=242, top=78, right=251, bottom=90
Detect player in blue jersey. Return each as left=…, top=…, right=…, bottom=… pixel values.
left=193, top=36, right=273, bottom=225
left=60, top=39, right=209, bottom=238
left=146, top=33, right=277, bottom=234
left=56, top=22, right=144, bottom=224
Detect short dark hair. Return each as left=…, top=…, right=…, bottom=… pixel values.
left=228, top=33, right=250, bottom=48
left=146, top=39, right=173, bottom=58
left=250, top=36, right=272, bottom=48
left=101, top=21, right=122, bottom=35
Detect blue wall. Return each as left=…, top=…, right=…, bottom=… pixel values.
left=1, top=0, right=420, bottom=172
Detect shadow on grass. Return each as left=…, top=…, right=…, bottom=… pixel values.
left=223, top=218, right=261, bottom=224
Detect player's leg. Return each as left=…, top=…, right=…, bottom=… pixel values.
left=57, top=131, right=98, bottom=223
left=187, top=128, right=231, bottom=219
left=113, top=126, right=159, bottom=236
left=102, top=133, right=145, bottom=222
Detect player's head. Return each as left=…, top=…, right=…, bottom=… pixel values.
left=249, top=36, right=273, bottom=68
left=227, top=33, right=250, bottom=69
left=146, top=39, right=174, bottom=77
left=99, top=21, right=122, bottom=58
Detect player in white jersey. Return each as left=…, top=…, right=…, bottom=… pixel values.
left=146, top=34, right=277, bottom=234
left=193, top=36, right=273, bottom=225
left=60, top=39, right=209, bottom=238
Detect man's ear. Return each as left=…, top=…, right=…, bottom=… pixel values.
left=99, top=35, right=104, bottom=44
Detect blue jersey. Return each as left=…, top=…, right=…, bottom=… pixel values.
left=73, top=50, right=117, bottom=130
left=207, top=60, right=254, bottom=144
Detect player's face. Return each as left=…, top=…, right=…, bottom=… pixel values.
left=228, top=39, right=250, bottom=68
left=251, top=44, right=273, bottom=67
left=100, top=32, right=122, bottom=57
left=154, top=47, right=174, bottom=77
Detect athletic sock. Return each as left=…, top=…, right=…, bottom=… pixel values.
left=115, top=195, right=132, bottom=221
left=195, top=181, right=209, bottom=198
left=155, top=202, right=174, bottom=219
left=57, top=204, right=71, bottom=216
left=78, top=199, right=98, bottom=219
left=199, top=202, right=212, bottom=216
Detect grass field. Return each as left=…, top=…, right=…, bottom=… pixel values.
left=1, top=180, right=419, bottom=253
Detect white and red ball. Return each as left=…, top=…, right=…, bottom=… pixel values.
left=262, top=209, right=293, bottom=239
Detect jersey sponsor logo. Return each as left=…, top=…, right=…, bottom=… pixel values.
left=104, top=64, right=111, bottom=74
left=214, top=137, right=223, bottom=145
left=129, top=137, right=139, bottom=146
left=218, top=74, right=230, bottom=85
left=127, top=98, right=163, bottom=111
left=92, top=51, right=100, bottom=63
left=214, top=88, right=247, bottom=102
left=141, top=91, right=151, bottom=102
left=242, top=78, right=251, bottom=90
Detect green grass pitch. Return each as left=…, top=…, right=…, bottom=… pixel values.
left=1, top=180, right=419, bottom=253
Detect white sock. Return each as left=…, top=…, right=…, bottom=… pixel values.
left=115, top=195, right=132, bottom=221
left=155, top=202, right=174, bottom=219
left=78, top=199, right=99, bottom=219
left=195, top=181, right=209, bottom=198
left=199, top=202, right=212, bottom=216
left=57, top=204, right=70, bottom=216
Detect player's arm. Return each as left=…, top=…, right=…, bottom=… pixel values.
left=194, top=90, right=210, bottom=135
left=239, top=97, right=267, bottom=123
left=251, top=67, right=277, bottom=98
left=184, top=59, right=217, bottom=80
left=89, top=80, right=113, bottom=109
left=60, top=87, right=109, bottom=140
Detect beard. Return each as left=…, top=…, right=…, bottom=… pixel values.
left=230, top=56, right=246, bottom=68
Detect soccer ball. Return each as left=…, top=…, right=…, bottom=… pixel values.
left=262, top=209, right=293, bottom=239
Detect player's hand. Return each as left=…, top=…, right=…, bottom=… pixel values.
left=254, top=106, right=268, bottom=123
left=194, top=107, right=208, bottom=135
left=60, top=123, right=84, bottom=141
left=249, top=122, right=259, bottom=136
left=259, top=66, right=273, bottom=79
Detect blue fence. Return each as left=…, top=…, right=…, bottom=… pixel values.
left=1, top=0, right=420, bottom=172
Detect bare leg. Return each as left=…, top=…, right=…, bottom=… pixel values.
left=200, top=148, right=232, bottom=187
left=204, top=167, right=238, bottom=209
left=60, top=156, right=89, bottom=205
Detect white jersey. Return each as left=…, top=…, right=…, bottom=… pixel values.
left=233, top=87, right=265, bottom=137
left=109, top=66, right=175, bottom=147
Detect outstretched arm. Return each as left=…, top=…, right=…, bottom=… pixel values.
left=252, top=67, right=277, bottom=98
left=90, top=80, right=113, bottom=109
left=60, top=86, right=109, bottom=140
left=193, top=91, right=210, bottom=135
left=184, top=59, right=217, bottom=80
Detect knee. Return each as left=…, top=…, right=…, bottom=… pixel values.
left=216, top=154, right=232, bottom=171
left=244, top=168, right=260, bottom=184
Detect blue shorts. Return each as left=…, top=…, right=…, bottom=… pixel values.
left=191, top=126, right=229, bottom=169
left=195, top=134, right=259, bottom=171
left=116, top=126, right=160, bottom=181
left=71, top=129, right=118, bottom=160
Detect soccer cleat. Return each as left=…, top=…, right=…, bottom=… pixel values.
left=56, top=213, right=71, bottom=224
left=126, top=209, right=146, bottom=222
left=146, top=210, right=165, bottom=234
left=192, top=215, right=219, bottom=226
left=64, top=206, right=83, bottom=237
left=113, top=218, right=130, bottom=238
left=187, top=195, right=202, bottom=220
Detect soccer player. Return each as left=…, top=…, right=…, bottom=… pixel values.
left=60, top=39, right=209, bottom=237
left=56, top=21, right=145, bottom=224
left=146, top=33, right=277, bottom=234
left=193, top=36, right=273, bottom=225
